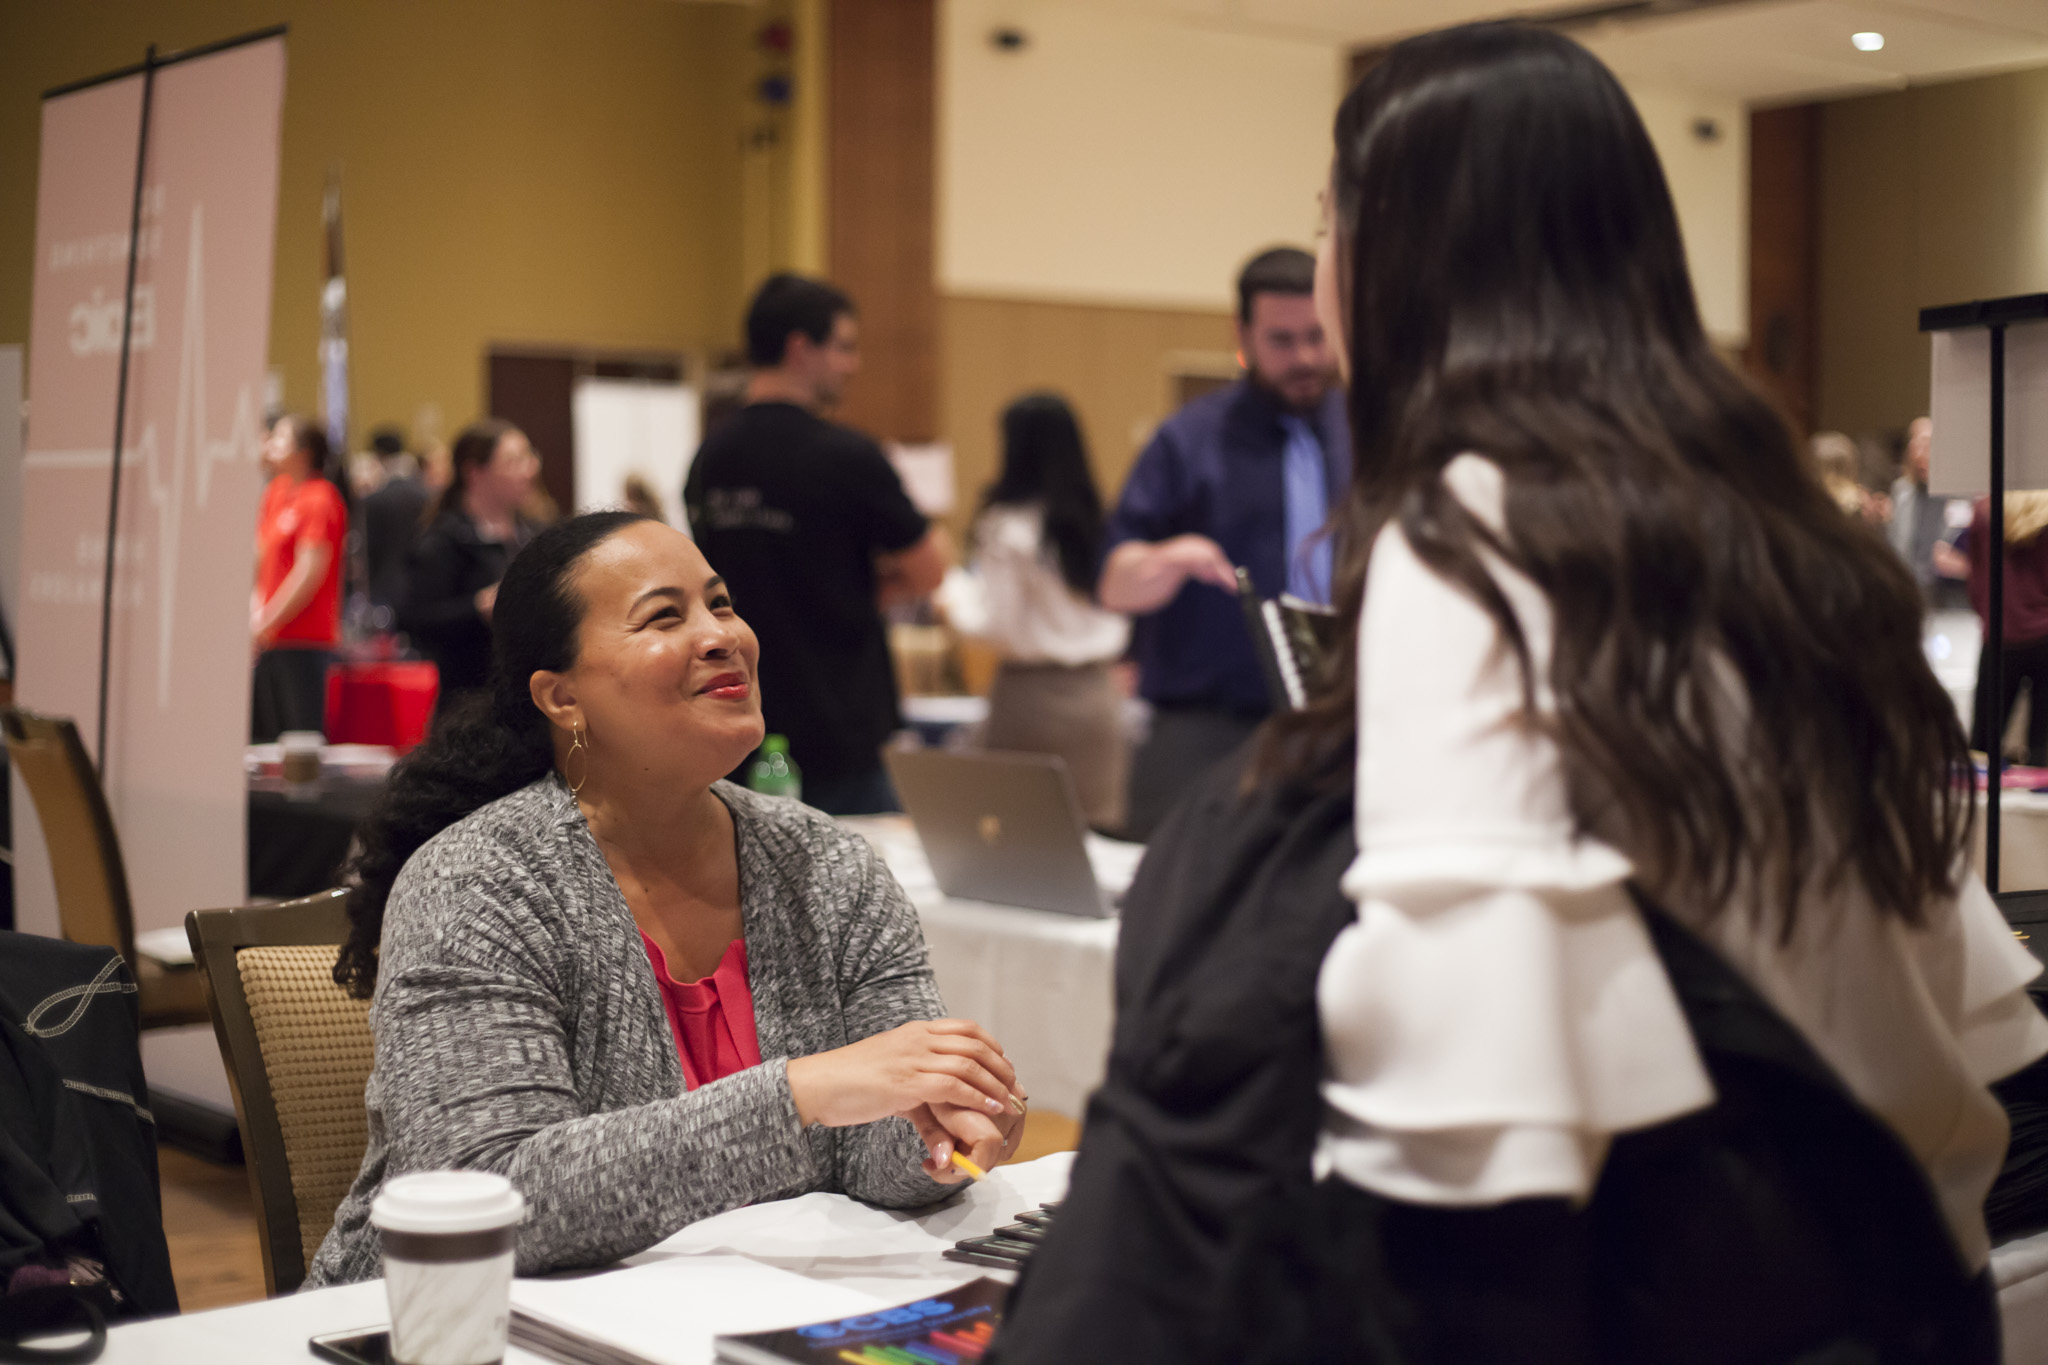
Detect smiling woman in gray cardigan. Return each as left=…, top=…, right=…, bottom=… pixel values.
left=307, top=513, right=1025, bottom=1284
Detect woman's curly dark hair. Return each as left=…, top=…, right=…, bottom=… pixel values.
left=333, top=511, right=649, bottom=998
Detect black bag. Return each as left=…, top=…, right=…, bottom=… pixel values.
left=990, top=744, right=1997, bottom=1365
left=0, top=932, right=176, bottom=1357
left=1986, top=893, right=2048, bottom=1243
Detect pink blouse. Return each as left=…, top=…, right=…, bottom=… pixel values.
left=638, top=934, right=762, bottom=1089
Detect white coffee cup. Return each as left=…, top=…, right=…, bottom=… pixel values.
left=370, top=1171, right=526, bottom=1365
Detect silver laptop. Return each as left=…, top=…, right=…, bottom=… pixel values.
left=883, top=748, right=1120, bottom=917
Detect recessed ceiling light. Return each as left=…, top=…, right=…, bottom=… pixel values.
left=1852, top=31, right=1885, bottom=51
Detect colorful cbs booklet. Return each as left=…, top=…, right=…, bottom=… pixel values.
left=714, top=1277, right=1009, bottom=1365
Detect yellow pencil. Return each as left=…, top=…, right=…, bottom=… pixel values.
left=948, top=1150, right=988, bottom=1181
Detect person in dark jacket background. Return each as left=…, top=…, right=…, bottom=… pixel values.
left=398, top=419, right=539, bottom=711
left=1968, top=489, right=2048, bottom=766
left=359, top=425, right=432, bottom=619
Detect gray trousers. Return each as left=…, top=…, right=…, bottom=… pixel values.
left=983, top=660, right=1127, bottom=833
left=1122, top=704, right=1264, bottom=842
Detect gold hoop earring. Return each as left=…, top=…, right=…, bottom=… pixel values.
left=565, top=724, right=589, bottom=796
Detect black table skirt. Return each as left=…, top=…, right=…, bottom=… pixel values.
left=247, top=776, right=385, bottom=900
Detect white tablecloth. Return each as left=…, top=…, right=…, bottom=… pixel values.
left=95, top=1154, right=1075, bottom=1364
left=1975, top=791, right=2048, bottom=895
left=842, top=816, right=1126, bottom=1118
left=93, top=1147, right=2048, bottom=1364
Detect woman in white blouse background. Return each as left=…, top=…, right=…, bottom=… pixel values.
left=1304, top=18, right=2047, bottom=1311
left=945, top=393, right=1130, bottom=830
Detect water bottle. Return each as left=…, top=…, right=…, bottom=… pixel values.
left=748, top=735, right=802, bottom=802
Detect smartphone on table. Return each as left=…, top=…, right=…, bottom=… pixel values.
left=309, top=1327, right=391, bottom=1365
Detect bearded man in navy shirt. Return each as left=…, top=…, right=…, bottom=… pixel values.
left=1098, top=247, right=1348, bottom=839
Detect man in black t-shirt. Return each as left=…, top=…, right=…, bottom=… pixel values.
left=685, top=274, right=947, bottom=814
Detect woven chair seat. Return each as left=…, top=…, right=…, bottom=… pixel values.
left=238, top=944, right=373, bottom=1271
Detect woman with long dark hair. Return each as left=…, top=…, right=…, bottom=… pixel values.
left=251, top=414, right=347, bottom=740
left=307, top=512, right=1026, bottom=1283
left=981, top=26, right=2048, bottom=1364
left=398, top=419, right=541, bottom=710
left=1299, top=17, right=2043, bottom=1348
left=948, top=394, right=1130, bottom=828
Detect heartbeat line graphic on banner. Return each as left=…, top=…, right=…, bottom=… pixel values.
left=23, top=204, right=266, bottom=706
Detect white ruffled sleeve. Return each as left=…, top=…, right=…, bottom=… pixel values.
left=1314, top=455, right=1716, bottom=1205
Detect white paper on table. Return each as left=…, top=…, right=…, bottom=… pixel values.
left=321, top=743, right=400, bottom=770
left=241, top=742, right=396, bottom=772
left=898, top=694, right=992, bottom=729
left=510, top=1254, right=881, bottom=1365
left=645, top=1153, right=1073, bottom=1267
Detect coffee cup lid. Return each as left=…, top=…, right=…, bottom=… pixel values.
left=371, top=1171, right=525, bottom=1236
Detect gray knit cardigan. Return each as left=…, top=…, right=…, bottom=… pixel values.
left=305, top=776, right=955, bottom=1285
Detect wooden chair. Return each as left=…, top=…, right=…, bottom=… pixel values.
left=0, top=707, right=208, bottom=1029
left=185, top=890, right=369, bottom=1295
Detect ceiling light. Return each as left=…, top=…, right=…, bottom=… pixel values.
left=1852, top=31, right=1885, bottom=51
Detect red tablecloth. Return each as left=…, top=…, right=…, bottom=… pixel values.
left=324, top=661, right=438, bottom=751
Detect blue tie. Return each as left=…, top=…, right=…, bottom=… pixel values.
left=1280, top=415, right=1333, bottom=605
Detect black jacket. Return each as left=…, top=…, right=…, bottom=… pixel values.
left=398, top=512, right=526, bottom=701
left=990, top=745, right=1996, bottom=1365
left=361, top=475, right=430, bottom=613
left=0, top=933, right=176, bottom=1320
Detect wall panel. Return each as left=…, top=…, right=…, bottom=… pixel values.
left=1817, top=65, right=2048, bottom=440
left=1627, top=83, right=1750, bottom=347
left=828, top=0, right=938, bottom=443
left=1746, top=103, right=1819, bottom=439
left=940, top=0, right=1339, bottom=313
left=939, top=293, right=1234, bottom=536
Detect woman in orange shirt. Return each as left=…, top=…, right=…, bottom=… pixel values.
left=252, top=415, right=347, bottom=740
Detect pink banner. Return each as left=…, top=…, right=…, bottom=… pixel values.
left=16, top=38, right=286, bottom=973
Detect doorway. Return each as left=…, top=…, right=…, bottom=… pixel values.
left=484, top=348, right=688, bottom=516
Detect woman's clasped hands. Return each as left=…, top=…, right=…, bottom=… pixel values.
left=786, top=1018, right=1027, bottom=1183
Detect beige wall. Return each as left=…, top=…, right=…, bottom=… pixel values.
left=1818, top=65, right=2048, bottom=441
left=933, top=0, right=1330, bottom=532
left=0, top=0, right=770, bottom=448
left=1626, top=82, right=1749, bottom=348
left=939, top=293, right=1234, bottom=535
left=938, top=0, right=1341, bottom=312
left=931, top=4, right=1753, bottom=528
